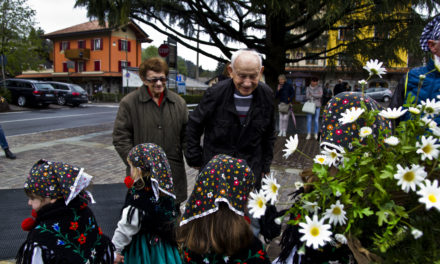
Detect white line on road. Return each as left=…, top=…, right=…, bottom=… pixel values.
left=0, top=111, right=116, bottom=124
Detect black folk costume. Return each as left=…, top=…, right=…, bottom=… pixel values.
left=111, top=143, right=181, bottom=263
left=17, top=159, right=114, bottom=264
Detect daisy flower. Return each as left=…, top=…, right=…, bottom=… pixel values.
left=416, top=135, right=440, bottom=161
left=417, top=179, right=440, bottom=211
left=261, top=173, right=280, bottom=205
left=411, top=229, right=423, bottom=239
left=384, top=136, right=400, bottom=146
left=421, top=117, right=437, bottom=128
left=313, top=154, right=328, bottom=165
left=378, top=107, right=408, bottom=119
left=335, top=233, right=348, bottom=244
left=295, top=181, right=304, bottom=189
left=283, top=134, right=299, bottom=159
left=420, top=98, right=440, bottom=118
left=358, top=79, right=367, bottom=86
left=359, top=126, right=372, bottom=138
left=299, top=214, right=333, bottom=249
left=409, top=107, right=421, bottom=115
left=430, top=125, right=440, bottom=137
left=303, top=200, right=321, bottom=214
left=393, top=164, right=427, bottom=193
left=335, top=190, right=342, bottom=197
left=323, top=200, right=347, bottom=226
left=363, top=59, right=387, bottom=78
left=321, top=148, right=343, bottom=167
left=338, top=107, right=364, bottom=125
left=248, top=190, right=267, bottom=218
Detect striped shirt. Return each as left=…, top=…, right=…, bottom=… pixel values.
left=234, top=91, right=253, bottom=124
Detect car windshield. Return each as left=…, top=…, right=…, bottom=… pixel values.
left=365, top=88, right=375, bottom=93
left=71, top=85, right=85, bottom=93
left=35, top=83, right=54, bottom=90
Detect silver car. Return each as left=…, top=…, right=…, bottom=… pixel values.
left=365, top=87, right=393, bottom=102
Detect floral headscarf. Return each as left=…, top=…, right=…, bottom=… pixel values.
left=180, top=154, right=254, bottom=226
left=127, top=143, right=175, bottom=201
left=320, top=92, right=392, bottom=153
left=24, top=159, right=94, bottom=205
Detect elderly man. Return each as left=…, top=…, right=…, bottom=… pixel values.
left=113, top=57, right=188, bottom=205
left=391, top=15, right=440, bottom=124
left=185, top=49, right=276, bottom=190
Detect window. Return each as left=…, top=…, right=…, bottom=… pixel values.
left=77, top=40, right=85, bottom=49
left=60, top=41, right=70, bottom=51
left=118, top=60, right=131, bottom=72
left=118, top=39, right=131, bottom=52
left=338, top=27, right=353, bottom=41
left=374, top=26, right=389, bottom=40
left=94, top=60, right=101, bottom=71
left=91, top=38, right=102, bottom=50
left=76, top=61, right=85, bottom=72
left=306, top=53, right=318, bottom=65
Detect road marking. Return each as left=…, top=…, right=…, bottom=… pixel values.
left=0, top=111, right=116, bottom=124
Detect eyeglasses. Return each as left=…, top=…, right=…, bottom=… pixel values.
left=145, top=77, right=167, bottom=83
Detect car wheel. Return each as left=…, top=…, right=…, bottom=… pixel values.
left=383, top=96, right=390, bottom=102
left=57, top=96, right=66, bottom=106
left=17, top=96, right=26, bottom=107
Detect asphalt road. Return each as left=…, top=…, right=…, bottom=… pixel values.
left=0, top=104, right=119, bottom=136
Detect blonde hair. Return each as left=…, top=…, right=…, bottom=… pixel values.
left=177, top=202, right=253, bottom=256
left=127, top=160, right=151, bottom=189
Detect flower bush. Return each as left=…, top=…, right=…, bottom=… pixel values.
left=249, top=60, right=440, bottom=263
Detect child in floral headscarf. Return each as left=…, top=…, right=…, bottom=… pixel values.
left=177, top=154, right=270, bottom=264
left=16, top=159, right=114, bottom=264
left=111, top=143, right=181, bottom=264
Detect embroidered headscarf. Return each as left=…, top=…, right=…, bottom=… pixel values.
left=420, top=15, right=440, bottom=51
left=320, top=92, right=392, bottom=154
left=24, top=159, right=94, bottom=205
left=180, top=154, right=254, bottom=226
left=127, top=143, right=175, bottom=200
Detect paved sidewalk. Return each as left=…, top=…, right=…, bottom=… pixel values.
left=0, top=122, right=320, bottom=262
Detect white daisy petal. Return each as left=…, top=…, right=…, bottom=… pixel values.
left=417, top=179, right=440, bottom=211
left=247, top=190, right=267, bottom=218
left=359, top=126, right=373, bottom=138
left=393, top=164, right=427, bottom=193
left=411, top=229, right=423, bottom=239
left=323, top=200, right=347, bottom=226
left=358, top=79, right=367, bottom=86
left=363, top=59, right=387, bottom=78
left=378, top=107, right=408, bottom=119
left=313, top=154, right=328, bottom=165
left=384, top=136, right=400, bottom=146
left=335, top=234, right=348, bottom=244
left=338, top=107, right=364, bottom=125
left=303, top=200, right=321, bottom=214
left=261, top=173, right=280, bottom=205
left=321, top=148, right=343, bottom=167
left=298, top=215, right=333, bottom=249
left=421, top=98, right=440, bottom=118
left=416, top=135, right=440, bottom=161
left=283, top=134, right=299, bottom=159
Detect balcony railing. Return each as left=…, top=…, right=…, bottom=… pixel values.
left=64, top=48, right=90, bottom=60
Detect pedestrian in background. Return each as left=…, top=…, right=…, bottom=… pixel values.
left=113, top=57, right=189, bottom=207
left=322, top=82, right=333, bottom=107
left=177, top=154, right=270, bottom=264
left=17, top=159, right=114, bottom=264
left=0, top=124, right=15, bottom=159
left=333, top=79, right=345, bottom=95
left=112, top=143, right=181, bottom=264
left=305, top=77, right=323, bottom=140
left=276, top=74, right=294, bottom=137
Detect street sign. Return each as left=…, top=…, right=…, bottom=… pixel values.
left=158, top=44, right=170, bottom=57
left=0, top=54, right=7, bottom=66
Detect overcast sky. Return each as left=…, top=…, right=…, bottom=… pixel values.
left=27, top=0, right=220, bottom=71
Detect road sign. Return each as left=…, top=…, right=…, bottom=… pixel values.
left=158, top=44, right=170, bottom=57
left=0, top=54, right=7, bottom=66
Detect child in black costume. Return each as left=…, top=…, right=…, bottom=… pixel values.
left=16, top=159, right=114, bottom=264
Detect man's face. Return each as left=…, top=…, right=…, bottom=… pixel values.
left=311, top=80, right=318, bottom=87
left=278, top=78, right=286, bottom=85
left=228, top=55, right=263, bottom=96
left=428, top=40, right=440, bottom=57
left=143, top=70, right=167, bottom=98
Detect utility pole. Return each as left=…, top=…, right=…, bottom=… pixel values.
left=195, top=25, right=199, bottom=80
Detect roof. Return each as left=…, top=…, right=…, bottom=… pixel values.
left=43, top=20, right=152, bottom=43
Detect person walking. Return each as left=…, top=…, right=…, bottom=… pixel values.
left=305, top=77, right=323, bottom=140
left=0, top=124, right=16, bottom=159
left=113, top=57, right=189, bottom=207
left=276, top=74, right=294, bottom=137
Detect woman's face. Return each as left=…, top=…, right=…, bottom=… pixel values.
left=28, top=196, right=55, bottom=212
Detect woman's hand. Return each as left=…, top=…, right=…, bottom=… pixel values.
left=114, top=253, right=124, bottom=263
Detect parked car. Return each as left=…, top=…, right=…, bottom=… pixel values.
left=47, top=81, right=89, bottom=106
left=365, top=87, right=393, bottom=102
left=0, top=79, right=57, bottom=107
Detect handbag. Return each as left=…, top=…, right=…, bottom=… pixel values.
left=302, top=100, right=316, bottom=114
left=278, top=102, right=289, bottom=114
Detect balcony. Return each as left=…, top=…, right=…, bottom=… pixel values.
left=64, top=48, right=90, bottom=60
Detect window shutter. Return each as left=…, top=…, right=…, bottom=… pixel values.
left=63, top=62, right=67, bottom=72
left=127, top=41, right=131, bottom=52
left=83, top=62, right=86, bottom=72
left=118, top=61, right=122, bottom=72
left=128, top=61, right=131, bottom=67
left=67, top=42, right=70, bottom=50
left=77, top=40, right=81, bottom=48
left=91, top=39, right=94, bottom=51
left=94, top=61, right=100, bottom=71
left=59, top=42, right=62, bottom=51
left=118, top=39, right=122, bottom=51
left=99, top=38, right=103, bottom=50
left=75, top=62, right=78, bottom=72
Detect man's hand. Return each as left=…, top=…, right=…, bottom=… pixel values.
left=114, top=253, right=124, bottom=263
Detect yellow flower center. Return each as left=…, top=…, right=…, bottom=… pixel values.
left=311, top=227, right=320, bottom=237
left=258, top=199, right=264, bottom=208
left=331, top=152, right=337, bottom=159
left=425, top=107, right=434, bottom=114
left=318, top=157, right=325, bottom=163
left=428, top=194, right=437, bottom=203
left=332, top=207, right=341, bottom=215
left=422, top=144, right=433, bottom=154
left=403, top=171, right=415, bottom=182
left=271, top=184, right=278, bottom=193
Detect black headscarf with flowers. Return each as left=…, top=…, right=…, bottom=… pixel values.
left=320, top=92, right=392, bottom=153
left=180, top=154, right=255, bottom=226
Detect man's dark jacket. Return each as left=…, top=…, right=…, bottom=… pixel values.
left=185, top=79, right=276, bottom=188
